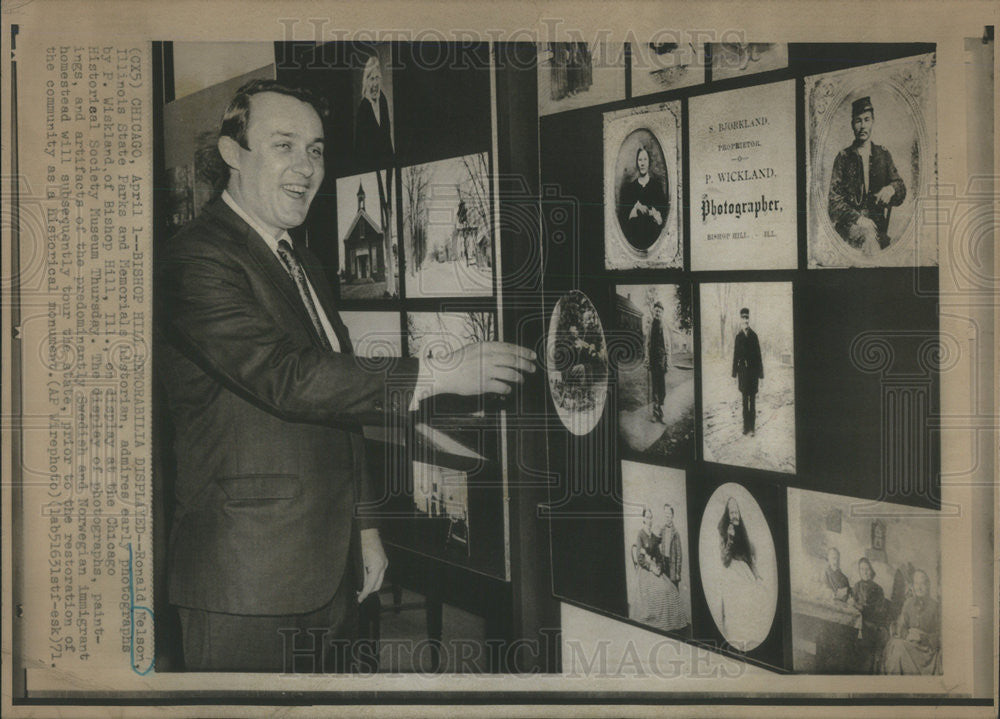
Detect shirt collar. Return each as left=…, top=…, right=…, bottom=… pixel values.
left=222, top=190, right=291, bottom=253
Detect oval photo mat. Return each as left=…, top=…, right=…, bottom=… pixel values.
left=688, top=470, right=792, bottom=670
left=546, top=288, right=611, bottom=437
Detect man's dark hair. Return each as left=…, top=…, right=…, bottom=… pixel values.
left=220, top=79, right=329, bottom=151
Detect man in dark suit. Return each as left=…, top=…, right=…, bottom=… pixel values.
left=827, top=96, right=907, bottom=254
left=731, top=307, right=763, bottom=436
left=647, top=300, right=670, bottom=423
left=156, top=79, right=534, bottom=672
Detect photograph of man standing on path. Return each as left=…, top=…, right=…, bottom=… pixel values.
left=700, top=282, right=795, bottom=473
left=616, top=284, right=694, bottom=465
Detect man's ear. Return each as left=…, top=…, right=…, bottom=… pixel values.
left=217, top=135, right=242, bottom=174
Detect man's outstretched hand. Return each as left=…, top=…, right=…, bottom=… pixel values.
left=420, top=341, right=537, bottom=398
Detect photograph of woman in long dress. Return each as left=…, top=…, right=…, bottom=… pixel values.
left=698, top=482, right=778, bottom=652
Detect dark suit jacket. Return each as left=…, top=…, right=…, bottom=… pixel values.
left=156, top=198, right=418, bottom=615
left=731, top=328, right=763, bottom=396
left=828, top=142, right=906, bottom=247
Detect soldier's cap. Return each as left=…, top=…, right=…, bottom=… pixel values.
left=740, top=307, right=750, bottom=318
left=851, top=96, right=874, bottom=117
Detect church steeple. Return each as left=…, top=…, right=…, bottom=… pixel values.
left=357, top=182, right=366, bottom=213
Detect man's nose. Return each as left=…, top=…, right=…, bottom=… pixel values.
left=292, top=149, right=316, bottom=177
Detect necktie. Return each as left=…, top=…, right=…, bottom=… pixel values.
left=276, top=238, right=333, bottom=352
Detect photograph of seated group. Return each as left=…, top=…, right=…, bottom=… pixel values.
left=151, top=38, right=946, bottom=680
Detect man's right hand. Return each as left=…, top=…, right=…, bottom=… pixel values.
left=420, top=341, right=537, bottom=398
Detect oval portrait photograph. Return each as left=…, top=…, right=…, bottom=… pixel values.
left=806, top=54, right=937, bottom=268
left=698, top=482, right=779, bottom=652
left=614, top=128, right=670, bottom=253
left=546, top=290, right=609, bottom=436
left=603, top=102, right=683, bottom=270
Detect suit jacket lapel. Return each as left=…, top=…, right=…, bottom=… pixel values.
left=205, top=199, right=326, bottom=349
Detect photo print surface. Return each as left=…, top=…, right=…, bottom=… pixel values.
left=615, top=284, right=694, bottom=464
left=710, top=42, right=788, bottom=81
left=401, top=152, right=495, bottom=298
left=788, top=488, right=942, bottom=675
left=537, top=42, right=625, bottom=116
left=699, top=282, right=796, bottom=473
left=806, top=53, right=937, bottom=268
left=689, top=81, right=798, bottom=271
left=335, top=171, right=399, bottom=299
left=604, top=101, right=683, bottom=269
left=411, top=461, right=471, bottom=556
left=406, top=311, right=496, bottom=359
left=339, top=311, right=403, bottom=358
left=621, top=461, right=692, bottom=635
left=630, top=40, right=705, bottom=97
left=546, top=290, right=609, bottom=436
left=697, top=482, right=779, bottom=652
left=350, top=42, right=395, bottom=172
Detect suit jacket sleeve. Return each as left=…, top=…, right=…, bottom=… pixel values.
left=159, top=229, right=420, bottom=426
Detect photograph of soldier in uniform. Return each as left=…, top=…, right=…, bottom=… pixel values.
left=546, top=290, right=609, bottom=436
left=806, top=53, right=936, bottom=267
left=621, top=461, right=692, bottom=636
left=537, top=42, right=625, bottom=116
left=827, top=96, right=907, bottom=255
left=615, top=284, right=694, bottom=464
left=788, top=488, right=942, bottom=675
left=700, top=282, right=795, bottom=473
left=698, top=482, right=779, bottom=652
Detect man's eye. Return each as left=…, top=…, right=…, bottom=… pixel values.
left=310, top=147, right=324, bottom=158
left=276, top=142, right=291, bottom=150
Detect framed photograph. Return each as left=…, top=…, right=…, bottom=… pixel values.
left=805, top=53, right=937, bottom=268
left=401, top=153, right=495, bottom=298
left=621, top=461, right=692, bottom=636
left=629, top=40, right=705, bottom=97
left=615, top=284, right=695, bottom=465
left=788, top=488, right=942, bottom=675
left=710, top=42, right=788, bottom=81
left=689, top=81, right=798, bottom=270
left=546, top=289, right=609, bottom=436
left=538, top=42, right=625, bottom=116
left=335, top=171, right=399, bottom=299
left=604, top=101, right=683, bottom=270
left=696, top=481, right=781, bottom=654
left=699, top=282, right=796, bottom=474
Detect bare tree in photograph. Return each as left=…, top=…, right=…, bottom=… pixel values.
left=462, top=312, right=495, bottom=344
left=456, top=153, right=493, bottom=268
left=403, top=163, right=431, bottom=272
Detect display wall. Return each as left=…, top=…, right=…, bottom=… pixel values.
left=541, top=42, right=942, bottom=673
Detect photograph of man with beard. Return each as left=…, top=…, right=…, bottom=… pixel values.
left=699, top=484, right=778, bottom=653
left=354, top=52, right=394, bottom=169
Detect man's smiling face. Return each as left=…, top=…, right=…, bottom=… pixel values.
left=225, top=91, right=325, bottom=236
